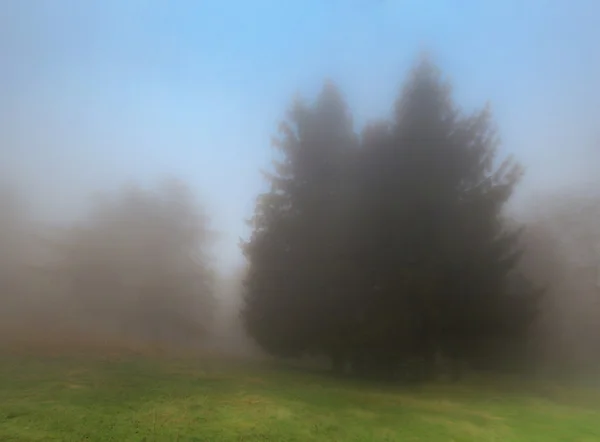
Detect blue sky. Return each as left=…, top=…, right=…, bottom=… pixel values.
left=1, top=0, right=598, bottom=270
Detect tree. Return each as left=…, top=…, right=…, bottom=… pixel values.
left=350, top=57, right=540, bottom=377
left=522, top=190, right=600, bottom=374
left=0, top=185, right=33, bottom=325
left=243, top=56, right=541, bottom=379
left=242, top=82, right=358, bottom=366
left=57, top=178, right=215, bottom=347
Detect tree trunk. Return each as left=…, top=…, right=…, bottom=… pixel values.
left=450, top=358, right=463, bottom=382
left=331, top=351, right=346, bottom=375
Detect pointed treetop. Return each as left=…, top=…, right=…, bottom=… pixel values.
left=394, top=54, right=455, bottom=129
left=315, top=79, right=353, bottom=134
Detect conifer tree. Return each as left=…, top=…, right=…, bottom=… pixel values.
left=242, top=82, right=357, bottom=364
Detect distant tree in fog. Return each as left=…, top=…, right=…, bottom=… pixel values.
left=56, top=178, right=215, bottom=347
left=522, top=190, right=600, bottom=374
left=0, top=185, right=32, bottom=321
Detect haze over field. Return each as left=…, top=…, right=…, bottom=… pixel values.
left=0, top=1, right=599, bottom=371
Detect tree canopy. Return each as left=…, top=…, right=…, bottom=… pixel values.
left=242, top=57, right=542, bottom=379
left=57, top=179, right=215, bottom=347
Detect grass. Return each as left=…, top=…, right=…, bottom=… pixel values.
left=0, top=346, right=599, bottom=441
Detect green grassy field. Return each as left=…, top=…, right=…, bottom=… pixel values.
left=1, top=348, right=599, bottom=441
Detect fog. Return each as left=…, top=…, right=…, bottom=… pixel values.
left=0, top=1, right=598, bottom=370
